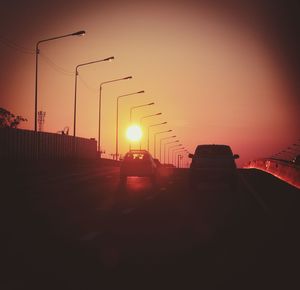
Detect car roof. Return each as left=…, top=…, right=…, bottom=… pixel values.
left=195, top=144, right=233, bottom=155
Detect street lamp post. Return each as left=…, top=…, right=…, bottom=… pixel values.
left=35, top=30, right=85, bottom=132
left=163, top=141, right=179, bottom=164
left=153, top=130, right=172, bottom=158
left=130, top=102, right=155, bottom=124
left=173, top=148, right=185, bottom=166
left=116, top=90, right=145, bottom=160
left=184, top=150, right=189, bottom=168
left=168, top=144, right=182, bottom=164
left=147, top=122, right=167, bottom=153
left=129, top=102, right=154, bottom=150
left=159, top=135, right=176, bottom=162
left=74, top=56, right=114, bottom=139
left=98, top=76, right=132, bottom=158
left=140, top=112, right=162, bottom=124
left=178, top=154, right=183, bottom=168
left=139, top=113, right=162, bottom=149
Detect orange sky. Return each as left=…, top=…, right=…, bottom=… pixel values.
left=1, top=0, right=299, bottom=166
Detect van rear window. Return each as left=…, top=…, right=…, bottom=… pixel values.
left=195, top=145, right=232, bottom=157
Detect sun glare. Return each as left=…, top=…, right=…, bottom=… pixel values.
left=126, top=125, right=142, bottom=142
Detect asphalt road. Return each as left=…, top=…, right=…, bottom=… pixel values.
left=2, top=161, right=300, bottom=289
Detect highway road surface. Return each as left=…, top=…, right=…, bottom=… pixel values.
left=2, top=160, right=300, bottom=289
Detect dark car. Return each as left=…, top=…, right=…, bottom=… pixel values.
left=153, top=158, right=162, bottom=168
left=189, top=144, right=239, bottom=190
left=120, top=150, right=157, bottom=184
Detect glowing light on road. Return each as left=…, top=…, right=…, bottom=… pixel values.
left=126, top=125, right=142, bottom=142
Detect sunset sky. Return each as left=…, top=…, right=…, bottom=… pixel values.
left=1, top=0, right=299, bottom=166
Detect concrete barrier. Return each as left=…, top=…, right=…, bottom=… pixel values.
left=244, top=158, right=300, bottom=189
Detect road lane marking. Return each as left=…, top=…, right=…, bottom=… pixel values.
left=239, top=174, right=272, bottom=216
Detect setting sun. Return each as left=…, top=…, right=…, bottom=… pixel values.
left=126, top=125, right=142, bottom=142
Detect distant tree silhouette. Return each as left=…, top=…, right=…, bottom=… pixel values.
left=0, top=107, right=27, bottom=128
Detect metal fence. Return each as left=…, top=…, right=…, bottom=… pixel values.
left=0, top=128, right=97, bottom=160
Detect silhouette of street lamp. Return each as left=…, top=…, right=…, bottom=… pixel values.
left=164, top=140, right=179, bottom=164
left=180, top=151, right=188, bottom=168
left=178, top=155, right=183, bottom=168
left=34, top=30, right=85, bottom=132
left=164, top=141, right=179, bottom=164
left=175, top=152, right=184, bottom=168
left=147, top=122, right=167, bottom=153
left=98, top=76, right=132, bottom=158
left=130, top=102, right=155, bottom=124
left=139, top=112, right=162, bottom=149
left=159, top=135, right=176, bottom=162
left=168, top=144, right=182, bottom=164
left=116, top=90, right=145, bottom=160
left=129, top=102, right=154, bottom=150
left=140, top=112, right=162, bottom=124
left=74, top=56, right=114, bottom=138
left=178, top=150, right=187, bottom=168
left=173, top=148, right=185, bottom=166
left=153, top=130, right=172, bottom=158
left=184, top=150, right=190, bottom=168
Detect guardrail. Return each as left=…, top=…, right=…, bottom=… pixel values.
left=0, top=128, right=97, bottom=160
left=244, top=158, right=300, bottom=189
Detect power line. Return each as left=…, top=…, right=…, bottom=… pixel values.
left=0, top=35, right=34, bottom=54
left=40, top=52, right=73, bottom=76
left=78, top=75, right=98, bottom=92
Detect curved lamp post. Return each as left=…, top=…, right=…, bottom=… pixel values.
left=116, top=90, right=145, bottom=160
left=98, top=76, right=132, bottom=157
left=139, top=113, right=162, bottom=149
left=140, top=112, right=162, bottom=124
left=35, top=30, right=85, bottom=132
left=159, top=135, right=176, bottom=162
left=173, top=148, right=185, bottom=166
left=153, top=130, right=172, bottom=158
left=129, top=102, right=154, bottom=150
left=74, top=56, right=114, bottom=138
left=164, top=140, right=179, bottom=164
left=168, top=144, right=182, bottom=164
left=130, top=102, right=155, bottom=124
left=147, top=122, right=167, bottom=153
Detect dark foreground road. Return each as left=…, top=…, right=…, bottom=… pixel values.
left=2, top=161, right=300, bottom=289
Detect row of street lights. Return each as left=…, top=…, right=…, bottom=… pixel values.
left=129, top=102, right=155, bottom=150
left=99, top=76, right=133, bottom=157
left=116, top=90, right=145, bottom=159
left=119, top=103, right=190, bottom=165
left=35, top=30, right=86, bottom=132
left=271, top=141, right=300, bottom=161
left=34, top=30, right=190, bottom=165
